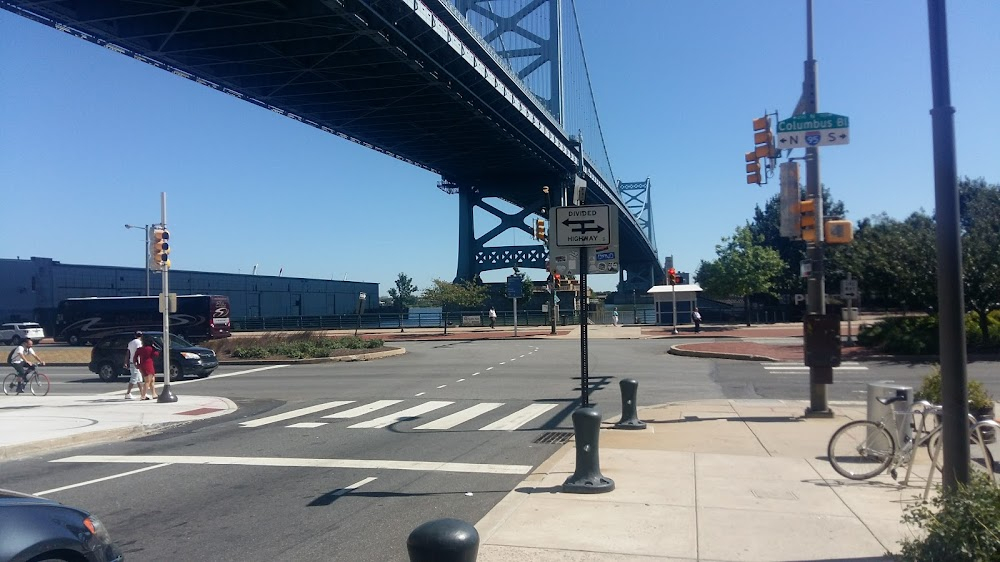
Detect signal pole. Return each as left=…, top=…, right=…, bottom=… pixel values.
left=801, top=0, right=832, bottom=416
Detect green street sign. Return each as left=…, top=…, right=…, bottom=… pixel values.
left=777, top=113, right=849, bottom=132
left=777, top=113, right=850, bottom=149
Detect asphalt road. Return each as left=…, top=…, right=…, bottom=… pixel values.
left=3, top=339, right=998, bottom=561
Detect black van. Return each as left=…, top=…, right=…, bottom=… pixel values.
left=89, top=331, right=219, bottom=382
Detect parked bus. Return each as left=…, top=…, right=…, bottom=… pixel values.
left=54, top=295, right=231, bottom=345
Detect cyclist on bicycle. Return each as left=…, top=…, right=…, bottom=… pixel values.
left=8, top=338, right=44, bottom=394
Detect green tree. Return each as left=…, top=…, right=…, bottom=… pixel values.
left=959, top=177, right=1000, bottom=345
left=421, top=279, right=489, bottom=334
left=700, top=224, right=785, bottom=325
left=387, top=272, right=418, bottom=312
left=842, top=212, right=936, bottom=312
left=748, top=185, right=847, bottom=296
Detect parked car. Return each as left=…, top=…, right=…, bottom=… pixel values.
left=0, top=322, right=45, bottom=345
left=88, top=331, right=219, bottom=382
left=0, top=488, right=124, bottom=562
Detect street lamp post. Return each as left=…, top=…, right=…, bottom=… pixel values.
left=125, top=223, right=150, bottom=296
left=355, top=292, right=367, bottom=336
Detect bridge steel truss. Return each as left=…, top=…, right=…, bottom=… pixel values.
left=2, top=0, right=662, bottom=289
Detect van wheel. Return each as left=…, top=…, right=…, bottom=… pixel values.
left=98, top=362, right=119, bottom=382
left=169, top=363, right=182, bottom=382
left=11, top=335, right=21, bottom=346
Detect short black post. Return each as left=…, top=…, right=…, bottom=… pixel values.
left=563, top=407, right=615, bottom=493
left=407, top=518, right=479, bottom=562
left=614, top=379, right=646, bottom=430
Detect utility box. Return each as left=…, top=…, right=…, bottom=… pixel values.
left=867, top=383, right=913, bottom=448
left=804, top=313, right=841, bottom=368
left=841, top=307, right=859, bottom=321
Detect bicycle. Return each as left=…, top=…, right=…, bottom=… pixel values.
left=2, top=364, right=50, bottom=396
left=827, top=394, right=994, bottom=482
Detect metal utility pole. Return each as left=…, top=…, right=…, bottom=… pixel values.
left=125, top=224, right=151, bottom=295
left=927, top=0, right=969, bottom=490
left=157, top=192, right=177, bottom=403
left=802, top=0, right=832, bottom=416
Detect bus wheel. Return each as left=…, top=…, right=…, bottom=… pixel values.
left=68, top=335, right=82, bottom=346
left=98, top=362, right=119, bottom=382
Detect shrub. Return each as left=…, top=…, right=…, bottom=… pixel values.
left=895, top=474, right=1000, bottom=562
left=916, top=365, right=994, bottom=410
left=206, top=332, right=385, bottom=359
left=231, top=346, right=268, bottom=359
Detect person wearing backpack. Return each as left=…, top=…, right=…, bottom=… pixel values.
left=8, top=338, right=44, bottom=394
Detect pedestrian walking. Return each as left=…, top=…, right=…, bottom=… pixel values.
left=693, top=307, right=702, bottom=333
left=124, top=331, right=143, bottom=400
left=488, top=306, right=497, bottom=329
left=612, top=308, right=619, bottom=326
left=134, top=335, right=160, bottom=401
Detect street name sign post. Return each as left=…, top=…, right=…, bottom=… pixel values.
left=777, top=113, right=850, bottom=150
left=551, top=204, right=618, bottom=407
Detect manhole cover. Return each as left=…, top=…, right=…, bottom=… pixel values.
left=751, top=489, right=798, bottom=501
left=532, top=431, right=574, bottom=445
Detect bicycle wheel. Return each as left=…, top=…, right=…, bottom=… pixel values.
left=28, top=373, right=50, bottom=396
left=2, top=373, right=17, bottom=396
left=929, top=431, right=997, bottom=477
left=828, top=420, right=896, bottom=480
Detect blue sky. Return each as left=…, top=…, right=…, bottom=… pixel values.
left=2, top=1, right=998, bottom=296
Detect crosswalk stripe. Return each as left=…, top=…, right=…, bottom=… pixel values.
left=287, top=422, right=328, bottom=428
left=322, top=400, right=403, bottom=419
left=413, top=403, right=504, bottom=430
left=348, top=401, right=454, bottom=429
left=479, top=404, right=559, bottom=431
left=240, top=401, right=354, bottom=428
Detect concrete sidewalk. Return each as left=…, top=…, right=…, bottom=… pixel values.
left=475, top=399, right=936, bottom=562
left=0, top=394, right=237, bottom=460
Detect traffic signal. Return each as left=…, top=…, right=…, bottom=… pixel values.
left=667, top=267, right=677, bottom=286
left=800, top=199, right=816, bottom=242
left=553, top=273, right=561, bottom=288
left=753, top=116, right=774, bottom=159
left=535, top=218, right=546, bottom=241
left=746, top=151, right=761, bottom=185
left=149, top=228, right=171, bottom=270
left=825, top=220, right=854, bottom=244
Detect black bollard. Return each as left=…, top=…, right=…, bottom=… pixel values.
left=407, top=518, right=479, bottom=562
left=562, top=407, right=615, bottom=493
left=614, top=378, right=646, bottom=430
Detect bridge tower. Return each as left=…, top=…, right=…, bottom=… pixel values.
left=450, top=0, right=565, bottom=282
left=617, top=178, right=660, bottom=293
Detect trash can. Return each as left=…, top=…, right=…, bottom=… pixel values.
left=867, top=382, right=913, bottom=448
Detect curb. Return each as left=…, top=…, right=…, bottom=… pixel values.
left=0, top=424, right=163, bottom=461
left=42, top=346, right=407, bottom=368
left=668, top=344, right=781, bottom=362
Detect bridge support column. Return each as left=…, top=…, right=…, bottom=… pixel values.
left=456, top=184, right=477, bottom=283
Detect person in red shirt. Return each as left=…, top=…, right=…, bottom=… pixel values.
left=133, top=335, right=160, bottom=400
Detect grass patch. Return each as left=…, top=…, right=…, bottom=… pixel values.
left=205, top=332, right=386, bottom=360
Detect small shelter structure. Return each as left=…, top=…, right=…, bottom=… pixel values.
left=647, top=284, right=704, bottom=327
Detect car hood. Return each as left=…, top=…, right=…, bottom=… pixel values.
left=0, top=489, right=62, bottom=507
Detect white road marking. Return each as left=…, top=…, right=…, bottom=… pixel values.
left=486, top=367, right=494, bottom=371
left=99, top=365, right=290, bottom=396
left=322, top=400, right=403, bottom=419
left=240, top=401, right=354, bottom=428
left=510, top=358, right=516, bottom=361
left=456, top=378, right=465, bottom=382
left=499, top=362, right=506, bottom=365
left=437, top=385, right=447, bottom=389
left=347, top=401, right=453, bottom=429
left=471, top=372, right=480, bottom=376
left=334, top=476, right=377, bottom=497
left=35, top=463, right=171, bottom=496
left=287, top=422, right=328, bottom=428
left=519, top=355, right=525, bottom=358
left=415, top=392, right=425, bottom=397
left=479, top=403, right=559, bottom=431
left=53, top=455, right=532, bottom=475
left=413, top=403, right=504, bottom=430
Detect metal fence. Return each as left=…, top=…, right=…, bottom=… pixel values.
left=230, top=309, right=663, bottom=333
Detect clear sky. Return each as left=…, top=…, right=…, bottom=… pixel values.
left=2, top=1, right=998, bottom=296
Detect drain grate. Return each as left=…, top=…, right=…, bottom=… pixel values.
left=533, top=431, right=574, bottom=445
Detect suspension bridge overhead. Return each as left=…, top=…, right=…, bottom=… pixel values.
left=2, top=0, right=663, bottom=289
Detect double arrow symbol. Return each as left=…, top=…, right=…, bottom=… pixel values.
left=562, top=219, right=605, bottom=234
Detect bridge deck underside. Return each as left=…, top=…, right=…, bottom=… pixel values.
left=6, top=0, right=659, bottom=272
